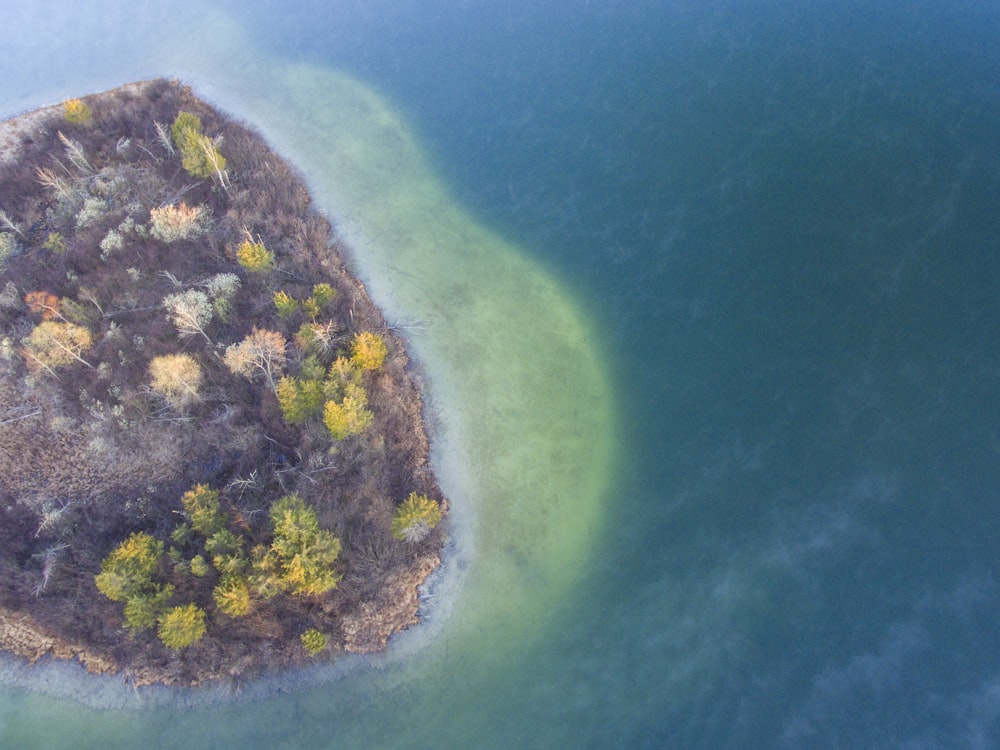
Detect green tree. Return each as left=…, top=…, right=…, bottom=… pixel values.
left=303, top=283, right=336, bottom=319
left=157, top=603, right=207, bottom=648
left=171, top=112, right=226, bottom=181
left=324, top=356, right=361, bottom=400
left=323, top=388, right=373, bottom=440
left=275, top=376, right=325, bottom=424
left=273, top=290, right=299, bottom=318
left=189, top=555, right=211, bottom=577
left=180, top=484, right=225, bottom=536
left=391, top=492, right=444, bottom=543
left=94, top=532, right=163, bottom=602
left=205, top=528, right=247, bottom=575
left=122, top=585, right=175, bottom=633
left=254, top=495, right=341, bottom=598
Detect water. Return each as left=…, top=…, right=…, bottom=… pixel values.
left=2, top=1, right=1000, bottom=747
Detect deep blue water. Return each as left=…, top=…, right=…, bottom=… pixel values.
left=3, top=1, right=1000, bottom=747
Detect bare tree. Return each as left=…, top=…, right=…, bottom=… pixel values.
left=163, top=289, right=213, bottom=341
left=224, top=328, right=286, bottom=389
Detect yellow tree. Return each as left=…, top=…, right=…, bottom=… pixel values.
left=157, top=603, right=207, bottom=648
left=94, top=532, right=164, bottom=603
left=148, top=353, right=203, bottom=409
left=391, top=492, right=443, bottom=543
left=63, top=98, right=92, bottom=125
left=22, top=320, right=93, bottom=370
left=236, top=238, right=274, bottom=273
left=213, top=575, right=252, bottom=618
left=323, top=388, right=373, bottom=440
left=350, top=331, right=387, bottom=371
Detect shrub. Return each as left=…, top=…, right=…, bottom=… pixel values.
left=63, top=98, right=92, bottom=125
left=99, top=228, right=124, bottom=259
left=149, top=202, right=206, bottom=243
left=301, top=628, right=326, bottom=655
left=42, top=232, right=65, bottom=254
left=0, top=232, right=17, bottom=267
left=350, top=331, right=387, bottom=371
left=203, top=272, right=240, bottom=320
left=391, top=492, right=443, bottom=543
left=149, top=353, right=202, bottom=408
left=157, top=603, right=207, bottom=648
left=75, top=197, right=106, bottom=228
left=236, top=238, right=273, bottom=273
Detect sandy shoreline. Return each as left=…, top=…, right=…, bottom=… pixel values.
left=0, top=82, right=153, bottom=164
left=0, top=102, right=60, bottom=164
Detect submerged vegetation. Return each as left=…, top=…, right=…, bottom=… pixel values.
left=0, top=80, right=445, bottom=684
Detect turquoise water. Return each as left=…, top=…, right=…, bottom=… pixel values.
left=3, top=1, right=1000, bottom=747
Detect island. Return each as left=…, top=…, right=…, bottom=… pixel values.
left=0, top=79, right=446, bottom=686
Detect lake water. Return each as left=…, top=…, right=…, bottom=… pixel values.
left=2, top=1, right=1000, bottom=747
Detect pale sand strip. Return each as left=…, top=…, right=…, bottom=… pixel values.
left=0, top=82, right=154, bottom=164
left=0, top=103, right=60, bottom=164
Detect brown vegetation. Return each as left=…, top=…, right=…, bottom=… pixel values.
left=0, top=79, right=446, bottom=685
